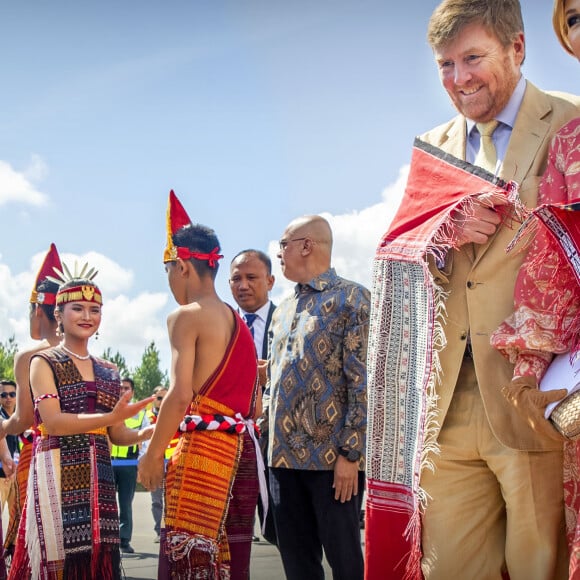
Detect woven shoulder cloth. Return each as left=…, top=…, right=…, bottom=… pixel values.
left=366, top=138, right=520, bottom=579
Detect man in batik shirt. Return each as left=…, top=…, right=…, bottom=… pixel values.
left=263, top=214, right=369, bottom=580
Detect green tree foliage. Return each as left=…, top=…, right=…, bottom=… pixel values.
left=100, top=347, right=130, bottom=379
left=0, top=336, right=169, bottom=399
left=0, top=336, right=18, bottom=381
left=132, top=341, right=168, bottom=400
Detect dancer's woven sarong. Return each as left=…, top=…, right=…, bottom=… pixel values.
left=225, top=428, right=259, bottom=580
left=3, top=433, right=33, bottom=560
left=366, top=139, right=519, bottom=579
left=9, top=348, right=121, bottom=580
left=160, top=311, right=258, bottom=579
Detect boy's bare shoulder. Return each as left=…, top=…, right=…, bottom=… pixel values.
left=168, top=298, right=231, bottom=326
left=15, top=341, right=52, bottom=369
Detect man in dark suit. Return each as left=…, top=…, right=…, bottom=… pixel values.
left=230, top=249, right=276, bottom=388
left=229, top=248, right=277, bottom=545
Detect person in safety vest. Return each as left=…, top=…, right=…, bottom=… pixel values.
left=111, top=377, right=151, bottom=554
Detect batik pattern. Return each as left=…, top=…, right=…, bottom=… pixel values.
left=266, top=267, right=369, bottom=471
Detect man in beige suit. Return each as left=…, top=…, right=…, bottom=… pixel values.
left=411, top=1, right=580, bottom=578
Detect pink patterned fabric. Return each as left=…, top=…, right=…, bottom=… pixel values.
left=492, top=119, right=580, bottom=380
left=491, top=117, right=580, bottom=578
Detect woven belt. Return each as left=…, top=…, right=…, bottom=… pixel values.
left=179, top=412, right=261, bottom=436
left=37, top=424, right=108, bottom=438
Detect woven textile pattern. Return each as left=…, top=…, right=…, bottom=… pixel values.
left=225, top=430, right=259, bottom=545
left=365, top=138, right=517, bottom=579
left=9, top=347, right=121, bottom=579
left=367, top=260, right=437, bottom=488
left=4, top=439, right=33, bottom=556
left=164, top=398, right=243, bottom=578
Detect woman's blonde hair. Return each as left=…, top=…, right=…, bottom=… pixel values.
left=553, top=0, right=575, bottom=56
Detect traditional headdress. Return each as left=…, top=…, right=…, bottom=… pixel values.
left=29, top=243, right=63, bottom=305
left=46, top=261, right=103, bottom=306
left=163, top=189, right=223, bottom=267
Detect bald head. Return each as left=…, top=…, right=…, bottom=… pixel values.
left=277, top=214, right=333, bottom=283
left=288, top=215, right=333, bottom=250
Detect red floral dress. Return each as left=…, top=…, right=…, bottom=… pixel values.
left=491, top=117, right=580, bottom=577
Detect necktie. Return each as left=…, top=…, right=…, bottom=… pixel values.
left=244, top=313, right=258, bottom=337
left=474, top=120, right=499, bottom=173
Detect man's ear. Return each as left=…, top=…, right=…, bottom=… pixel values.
left=176, top=258, right=189, bottom=277
left=302, top=238, right=315, bottom=255
left=34, top=304, right=43, bottom=319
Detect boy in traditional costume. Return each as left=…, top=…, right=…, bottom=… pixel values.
left=138, top=190, right=259, bottom=579
left=9, top=264, right=154, bottom=580
left=1, top=243, right=62, bottom=563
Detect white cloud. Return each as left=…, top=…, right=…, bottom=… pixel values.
left=0, top=157, right=49, bottom=207
left=270, top=164, right=409, bottom=302
left=0, top=165, right=409, bottom=377
left=23, top=154, right=49, bottom=182
left=0, top=250, right=169, bottom=373
left=56, top=251, right=135, bottom=296
left=98, top=292, right=170, bottom=370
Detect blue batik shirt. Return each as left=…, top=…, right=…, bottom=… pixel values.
left=264, top=267, right=370, bottom=470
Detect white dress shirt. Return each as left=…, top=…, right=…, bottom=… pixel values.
left=240, top=300, right=272, bottom=358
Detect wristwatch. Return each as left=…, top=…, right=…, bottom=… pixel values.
left=338, top=447, right=361, bottom=462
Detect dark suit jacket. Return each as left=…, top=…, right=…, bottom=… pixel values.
left=260, top=301, right=276, bottom=359
left=254, top=300, right=277, bottom=544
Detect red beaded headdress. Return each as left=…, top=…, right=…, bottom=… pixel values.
left=163, top=189, right=223, bottom=267
left=29, top=243, right=63, bottom=305
left=46, top=261, right=103, bottom=306
left=56, top=284, right=102, bottom=306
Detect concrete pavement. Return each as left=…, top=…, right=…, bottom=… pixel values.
left=2, top=489, right=346, bottom=579
left=123, top=490, right=290, bottom=579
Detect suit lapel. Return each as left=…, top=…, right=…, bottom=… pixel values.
left=441, top=117, right=467, bottom=159
left=498, top=82, right=552, bottom=204
left=262, top=302, right=276, bottom=359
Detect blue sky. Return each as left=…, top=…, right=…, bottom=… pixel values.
left=0, top=1, right=578, bottom=372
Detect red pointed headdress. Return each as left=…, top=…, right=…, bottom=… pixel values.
left=163, top=190, right=223, bottom=267
left=30, top=243, right=63, bottom=305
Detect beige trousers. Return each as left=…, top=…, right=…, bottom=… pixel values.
left=421, top=358, right=569, bottom=580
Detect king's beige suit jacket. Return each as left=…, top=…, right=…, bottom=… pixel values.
left=420, top=81, right=580, bottom=451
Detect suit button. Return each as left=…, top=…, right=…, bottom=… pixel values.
left=460, top=332, right=467, bottom=340
left=467, top=281, right=473, bottom=289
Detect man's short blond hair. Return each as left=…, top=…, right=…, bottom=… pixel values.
left=427, top=0, right=524, bottom=57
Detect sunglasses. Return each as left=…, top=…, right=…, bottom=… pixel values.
left=0, top=392, right=16, bottom=399
left=156, top=396, right=164, bottom=401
